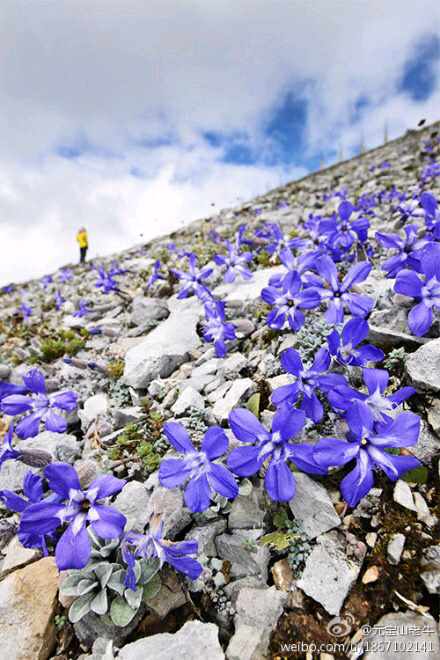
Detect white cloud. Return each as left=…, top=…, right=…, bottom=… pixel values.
left=0, top=0, right=439, bottom=285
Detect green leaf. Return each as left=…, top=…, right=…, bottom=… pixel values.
left=68, top=593, right=95, bottom=623
left=246, top=393, right=260, bottom=417
left=60, top=572, right=89, bottom=596
left=400, top=464, right=428, bottom=483
left=90, top=589, right=108, bottom=616
left=142, top=573, right=161, bottom=601
left=107, top=569, right=126, bottom=596
left=77, top=578, right=98, bottom=596
left=124, top=585, right=143, bottom=611
left=94, top=563, right=115, bottom=588
left=139, top=557, right=160, bottom=585
left=238, top=478, right=253, bottom=496
left=110, top=595, right=137, bottom=627
left=259, top=531, right=290, bottom=551
left=272, top=507, right=288, bottom=528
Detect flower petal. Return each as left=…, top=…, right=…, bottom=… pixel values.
left=163, top=421, right=194, bottom=453
left=44, top=461, right=81, bottom=497
left=228, top=408, right=268, bottom=443
left=201, top=426, right=228, bottom=459
left=55, top=519, right=90, bottom=570
left=158, top=458, right=191, bottom=488
left=264, top=459, right=296, bottom=501
left=183, top=474, right=211, bottom=512
left=89, top=504, right=126, bottom=538
left=208, top=463, right=238, bottom=499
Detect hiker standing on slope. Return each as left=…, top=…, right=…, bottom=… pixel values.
left=77, top=227, right=88, bottom=264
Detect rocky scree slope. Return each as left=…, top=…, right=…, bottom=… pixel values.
left=0, top=122, right=439, bottom=660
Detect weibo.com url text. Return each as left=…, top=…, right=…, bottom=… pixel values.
left=280, top=640, right=434, bottom=654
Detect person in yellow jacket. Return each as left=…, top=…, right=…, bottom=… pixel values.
left=77, top=227, right=88, bottom=264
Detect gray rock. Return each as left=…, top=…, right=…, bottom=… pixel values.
left=118, top=620, right=224, bottom=660
left=368, top=308, right=426, bottom=350
left=18, top=430, right=80, bottom=464
left=0, top=459, right=34, bottom=491
left=362, top=612, right=439, bottom=659
left=113, top=406, right=144, bottom=429
left=172, top=386, right=205, bottom=416
left=215, top=529, right=269, bottom=580
left=147, top=487, right=192, bottom=538
left=130, top=297, right=169, bottom=327
left=212, top=378, right=257, bottom=424
left=405, top=338, right=440, bottom=393
left=226, top=586, right=287, bottom=660
left=212, top=266, right=284, bottom=302
left=420, top=544, right=440, bottom=594
left=288, top=473, right=341, bottom=539
left=387, top=533, right=405, bottom=565
left=112, top=481, right=150, bottom=531
left=74, top=607, right=146, bottom=650
left=229, top=492, right=266, bottom=530
left=218, top=353, right=248, bottom=379
left=0, top=364, right=11, bottom=379
left=187, top=519, right=227, bottom=556
left=411, top=420, right=440, bottom=464
left=123, top=307, right=201, bottom=389
left=143, top=566, right=187, bottom=618
left=78, top=393, right=110, bottom=431
left=297, top=530, right=366, bottom=615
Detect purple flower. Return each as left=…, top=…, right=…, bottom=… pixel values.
left=15, top=301, right=32, bottom=319
left=394, top=242, right=440, bottom=335
left=327, top=318, right=384, bottom=366
left=313, top=401, right=420, bottom=506
left=398, top=197, right=424, bottom=220
left=158, top=422, right=238, bottom=512
left=1, top=369, right=77, bottom=439
left=328, top=367, right=414, bottom=425
left=18, top=462, right=126, bottom=569
left=73, top=300, right=93, bottom=317
left=420, top=191, right=440, bottom=237
left=0, top=381, right=28, bottom=403
left=54, top=289, right=65, bottom=310
left=0, top=425, right=21, bottom=468
left=375, top=224, right=430, bottom=277
left=87, top=327, right=102, bottom=335
left=95, top=268, right=119, bottom=293
left=145, top=259, right=164, bottom=291
left=271, top=347, right=347, bottom=422
left=41, top=275, right=53, bottom=289
left=316, top=256, right=373, bottom=323
left=261, top=271, right=320, bottom=331
left=57, top=268, right=73, bottom=282
left=202, top=300, right=235, bottom=357
left=213, top=240, right=253, bottom=283
left=121, top=521, right=202, bottom=589
left=227, top=406, right=326, bottom=501
left=170, top=253, right=213, bottom=299
left=318, top=201, right=369, bottom=252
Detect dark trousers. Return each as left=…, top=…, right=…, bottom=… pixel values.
left=80, top=247, right=87, bottom=263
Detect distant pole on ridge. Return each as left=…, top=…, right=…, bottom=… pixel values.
left=359, top=132, right=365, bottom=154
left=338, top=144, right=343, bottom=163
left=384, top=120, right=388, bottom=144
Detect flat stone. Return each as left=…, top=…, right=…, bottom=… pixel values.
left=113, top=481, right=150, bottom=531
left=229, top=492, right=266, bottom=530
left=78, top=393, right=110, bottom=430
left=405, top=338, right=440, bottom=393
left=420, top=544, right=440, bottom=594
left=411, top=420, right=440, bottom=464
left=427, top=399, right=440, bottom=434
left=143, top=566, right=187, bottom=618
left=1, top=535, right=39, bottom=575
left=226, top=586, right=287, bottom=660
left=118, top=620, right=224, bottom=660
left=212, top=378, right=257, bottom=424
left=288, top=473, right=341, bottom=539
left=18, top=430, right=80, bottom=464
left=218, top=353, right=248, bottom=379
left=187, top=519, right=227, bottom=556
left=215, top=529, right=269, bottom=580
left=387, top=533, right=405, bottom=565
left=363, top=612, right=439, bottom=659
left=123, top=307, right=201, bottom=389
left=297, top=530, right=366, bottom=615
left=147, top=487, right=192, bottom=538
left=130, top=296, right=169, bottom=326
left=172, top=386, right=205, bottom=416
left=0, top=557, right=58, bottom=660
left=0, top=459, right=33, bottom=491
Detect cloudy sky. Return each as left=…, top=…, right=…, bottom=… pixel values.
left=0, top=0, right=439, bottom=286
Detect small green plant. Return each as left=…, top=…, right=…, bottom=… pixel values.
left=54, top=614, right=66, bottom=630
left=59, top=528, right=161, bottom=627
left=107, top=358, right=125, bottom=380
left=260, top=508, right=311, bottom=577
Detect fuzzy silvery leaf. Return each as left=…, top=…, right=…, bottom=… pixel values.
left=142, top=573, right=161, bottom=601
left=110, top=595, right=137, bottom=627
left=124, top=585, right=143, bottom=611
left=107, top=569, right=126, bottom=596
left=68, top=593, right=95, bottom=623
left=60, top=571, right=90, bottom=596
left=238, top=478, right=252, bottom=496
left=90, top=588, right=108, bottom=616
left=93, top=563, right=115, bottom=588
left=139, top=557, right=160, bottom=585
left=77, top=578, right=99, bottom=596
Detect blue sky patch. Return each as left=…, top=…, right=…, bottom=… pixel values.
left=398, top=34, right=440, bottom=101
